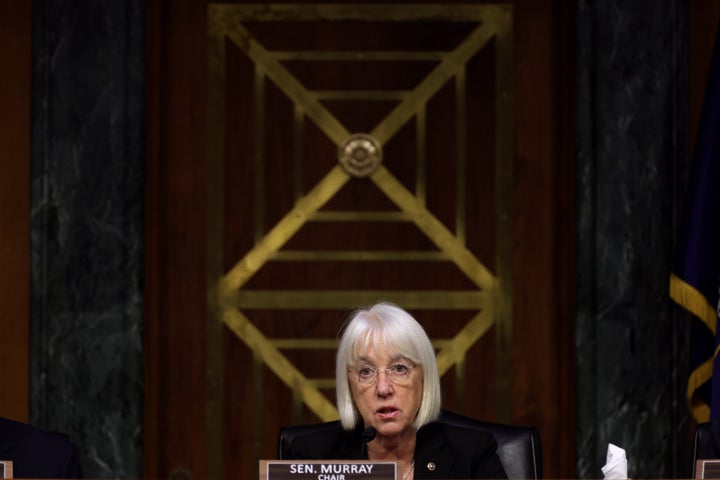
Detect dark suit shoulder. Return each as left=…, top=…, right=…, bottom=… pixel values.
left=1, top=417, right=71, bottom=447
left=283, top=421, right=359, bottom=460
left=416, top=421, right=506, bottom=479
left=0, top=417, right=82, bottom=479
left=423, top=420, right=498, bottom=449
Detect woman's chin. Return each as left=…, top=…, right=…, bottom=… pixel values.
left=376, top=423, right=409, bottom=439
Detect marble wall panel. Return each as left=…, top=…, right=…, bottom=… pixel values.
left=576, top=0, right=690, bottom=477
left=30, top=0, right=145, bottom=477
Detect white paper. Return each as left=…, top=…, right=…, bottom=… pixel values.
left=601, top=443, right=627, bottom=479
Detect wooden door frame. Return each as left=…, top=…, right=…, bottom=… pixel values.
left=0, top=1, right=31, bottom=423
left=145, top=0, right=210, bottom=477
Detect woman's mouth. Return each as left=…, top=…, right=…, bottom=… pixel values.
left=376, top=407, right=399, bottom=419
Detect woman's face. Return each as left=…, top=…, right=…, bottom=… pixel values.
left=349, top=340, right=423, bottom=439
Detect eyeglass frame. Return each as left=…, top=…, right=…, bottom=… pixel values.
left=348, top=362, right=418, bottom=385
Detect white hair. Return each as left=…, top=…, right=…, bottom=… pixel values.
left=335, top=302, right=441, bottom=430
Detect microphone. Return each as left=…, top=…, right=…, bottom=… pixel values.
left=361, top=426, right=376, bottom=458
left=362, top=426, right=377, bottom=443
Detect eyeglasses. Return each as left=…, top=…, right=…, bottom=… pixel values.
left=351, top=363, right=417, bottom=385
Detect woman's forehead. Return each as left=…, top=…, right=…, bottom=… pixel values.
left=352, top=339, right=405, bottom=361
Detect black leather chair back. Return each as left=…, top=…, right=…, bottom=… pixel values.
left=279, top=410, right=543, bottom=479
left=694, top=421, right=720, bottom=478
left=439, top=410, right=542, bottom=479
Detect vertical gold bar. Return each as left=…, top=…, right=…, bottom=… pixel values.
left=416, top=106, right=426, bottom=205
left=292, top=390, right=303, bottom=424
left=255, top=68, right=266, bottom=243
left=455, top=68, right=467, bottom=245
left=206, top=9, right=225, bottom=479
left=456, top=355, right=467, bottom=414
left=253, top=351, right=264, bottom=465
left=294, top=106, right=305, bottom=202
left=494, top=7, right=514, bottom=423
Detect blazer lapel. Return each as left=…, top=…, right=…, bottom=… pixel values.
left=413, top=423, right=455, bottom=479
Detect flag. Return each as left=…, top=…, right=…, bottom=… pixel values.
left=670, top=20, right=720, bottom=422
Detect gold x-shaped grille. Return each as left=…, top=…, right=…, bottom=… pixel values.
left=207, top=4, right=513, bottom=425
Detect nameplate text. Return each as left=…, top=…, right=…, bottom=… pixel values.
left=260, top=460, right=397, bottom=480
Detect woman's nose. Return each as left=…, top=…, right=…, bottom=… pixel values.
left=375, top=370, right=394, bottom=395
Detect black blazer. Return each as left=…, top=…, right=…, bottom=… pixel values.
left=0, top=417, right=82, bottom=479
left=282, top=419, right=507, bottom=479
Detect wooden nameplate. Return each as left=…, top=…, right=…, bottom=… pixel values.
left=260, top=460, right=397, bottom=480
left=697, top=460, right=720, bottom=479
left=0, top=460, right=13, bottom=479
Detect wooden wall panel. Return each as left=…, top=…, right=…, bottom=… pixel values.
left=512, top=0, right=576, bottom=475
left=145, top=0, right=209, bottom=477
left=690, top=2, right=720, bottom=150
left=146, top=0, right=576, bottom=478
left=0, top=1, right=31, bottom=423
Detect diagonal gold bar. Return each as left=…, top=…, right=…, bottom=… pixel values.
left=435, top=309, right=495, bottom=375
left=371, top=166, right=495, bottom=291
left=370, top=23, right=497, bottom=145
left=222, top=308, right=338, bottom=421
left=218, top=21, right=350, bottom=145
left=220, top=165, right=350, bottom=293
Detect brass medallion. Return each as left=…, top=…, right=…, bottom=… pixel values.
left=338, top=133, right=383, bottom=178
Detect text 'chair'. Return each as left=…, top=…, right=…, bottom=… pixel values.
left=279, top=410, right=543, bottom=479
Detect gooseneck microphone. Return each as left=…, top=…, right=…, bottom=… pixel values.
left=361, top=426, right=377, bottom=458
left=362, top=426, right=377, bottom=443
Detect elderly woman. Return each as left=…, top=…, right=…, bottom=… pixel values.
left=284, top=302, right=507, bottom=479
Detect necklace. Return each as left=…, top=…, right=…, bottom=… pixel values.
left=403, top=460, right=415, bottom=480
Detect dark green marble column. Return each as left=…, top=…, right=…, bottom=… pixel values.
left=576, top=0, right=690, bottom=477
left=30, top=0, right=145, bottom=477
